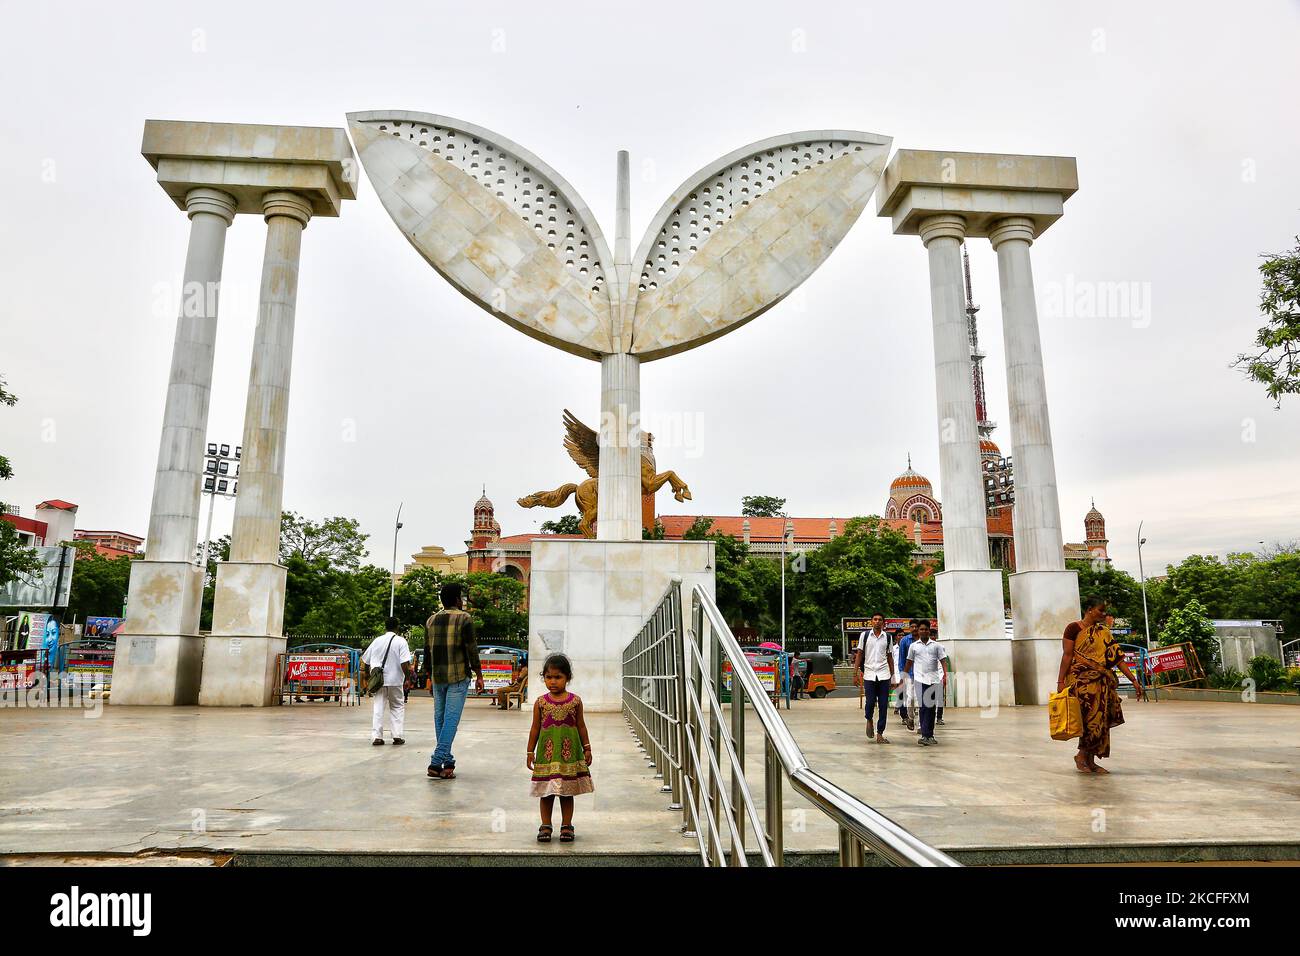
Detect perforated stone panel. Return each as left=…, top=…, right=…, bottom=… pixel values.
left=637, top=140, right=866, bottom=295
left=629, top=134, right=891, bottom=361
left=347, top=112, right=615, bottom=360
left=362, top=117, right=608, bottom=295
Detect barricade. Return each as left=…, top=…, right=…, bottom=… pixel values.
left=275, top=644, right=359, bottom=706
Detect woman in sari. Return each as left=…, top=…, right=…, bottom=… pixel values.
left=1056, top=596, right=1143, bottom=773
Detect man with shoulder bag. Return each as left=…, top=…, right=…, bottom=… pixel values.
left=361, top=617, right=414, bottom=746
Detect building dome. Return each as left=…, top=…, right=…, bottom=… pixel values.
left=890, top=456, right=933, bottom=499
left=1085, top=500, right=1104, bottom=523
left=979, top=439, right=1001, bottom=461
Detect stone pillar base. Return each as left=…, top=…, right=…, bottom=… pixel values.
left=111, top=634, right=206, bottom=705
left=527, top=540, right=715, bottom=712
left=934, top=569, right=1014, bottom=707
left=1010, top=569, right=1080, bottom=704
left=111, top=561, right=206, bottom=705
left=198, top=635, right=287, bottom=707
left=203, top=561, right=288, bottom=707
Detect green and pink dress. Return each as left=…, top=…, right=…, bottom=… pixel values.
left=530, top=692, right=594, bottom=798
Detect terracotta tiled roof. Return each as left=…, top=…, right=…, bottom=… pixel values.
left=493, top=532, right=586, bottom=546
left=658, top=515, right=944, bottom=545
left=36, top=499, right=78, bottom=511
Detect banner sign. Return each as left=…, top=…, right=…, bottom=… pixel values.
left=63, top=647, right=115, bottom=683
left=842, top=617, right=939, bottom=641
left=723, top=654, right=778, bottom=694
left=83, top=617, right=124, bottom=638
left=480, top=654, right=516, bottom=693
left=0, top=649, right=39, bottom=690
left=284, top=653, right=348, bottom=684
left=1147, top=645, right=1189, bottom=675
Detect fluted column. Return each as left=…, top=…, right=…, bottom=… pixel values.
left=990, top=216, right=1065, bottom=571
left=919, top=214, right=990, bottom=571
left=203, top=190, right=312, bottom=707
left=144, top=188, right=238, bottom=562
left=227, top=191, right=311, bottom=562
left=597, top=352, right=642, bottom=540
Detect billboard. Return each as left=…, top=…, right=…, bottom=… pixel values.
left=0, top=546, right=75, bottom=609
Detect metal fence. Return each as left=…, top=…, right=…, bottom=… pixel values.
left=621, top=577, right=957, bottom=867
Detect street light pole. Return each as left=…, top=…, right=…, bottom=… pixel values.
left=389, top=502, right=404, bottom=618
left=780, top=518, right=793, bottom=652
left=1137, top=521, right=1152, bottom=649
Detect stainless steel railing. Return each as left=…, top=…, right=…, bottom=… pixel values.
left=621, top=577, right=959, bottom=867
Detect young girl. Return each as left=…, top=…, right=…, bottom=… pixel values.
left=526, top=654, right=594, bottom=843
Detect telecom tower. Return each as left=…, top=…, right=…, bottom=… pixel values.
left=963, top=243, right=1015, bottom=518
left=963, top=243, right=996, bottom=440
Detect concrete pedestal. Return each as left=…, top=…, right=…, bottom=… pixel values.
left=527, top=539, right=715, bottom=712
left=110, top=561, right=206, bottom=705
left=934, top=569, right=1014, bottom=707
left=1009, top=569, right=1080, bottom=705
left=200, top=561, right=288, bottom=707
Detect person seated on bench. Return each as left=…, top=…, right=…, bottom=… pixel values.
left=496, top=665, right=529, bottom=710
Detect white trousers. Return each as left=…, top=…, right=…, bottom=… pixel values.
left=371, top=685, right=405, bottom=740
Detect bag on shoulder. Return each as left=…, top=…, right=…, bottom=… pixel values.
left=1048, top=684, right=1082, bottom=741
left=367, top=634, right=397, bottom=694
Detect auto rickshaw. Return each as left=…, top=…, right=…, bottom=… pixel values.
left=794, top=652, right=836, bottom=698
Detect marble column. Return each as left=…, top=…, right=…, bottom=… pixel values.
left=202, top=190, right=312, bottom=706
left=919, top=214, right=1013, bottom=706
left=596, top=352, right=643, bottom=541
left=112, top=187, right=237, bottom=706
left=989, top=215, right=1080, bottom=704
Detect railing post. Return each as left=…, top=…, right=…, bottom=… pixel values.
left=708, top=621, right=722, bottom=866
left=765, top=738, right=784, bottom=867
left=677, top=582, right=695, bottom=836
left=730, top=674, right=746, bottom=866
left=838, top=826, right=865, bottom=866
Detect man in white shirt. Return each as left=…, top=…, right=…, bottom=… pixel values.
left=362, top=617, right=414, bottom=746
left=905, top=621, right=948, bottom=746
left=852, top=613, right=897, bottom=743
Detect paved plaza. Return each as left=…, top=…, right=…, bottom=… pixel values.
left=1, top=697, right=1296, bottom=864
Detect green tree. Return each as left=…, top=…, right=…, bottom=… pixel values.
left=457, top=571, right=527, bottom=643
left=540, top=514, right=582, bottom=535
left=393, top=565, right=445, bottom=628
left=0, top=374, right=44, bottom=592
left=1234, top=235, right=1300, bottom=404
left=787, top=517, right=934, bottom=646
left=741, top=495, right=787, bottom=518
left=642, top=519, right=665, bottom=540
left=64, top=543, right=135, bottom=621
left=1068, top=560, right=1143, bottom=629
left=280, top=511, right=367, bottom=570
left=1157, top=597, right=1219, bottom=674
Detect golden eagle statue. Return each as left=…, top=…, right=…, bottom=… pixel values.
left=518, top=410, right=691, bottom=538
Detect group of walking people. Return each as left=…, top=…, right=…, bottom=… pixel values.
left=853, top=614, right=947, bottom=746
left=359, top=582, right=595, bottom=841
left=852, top=596, right=1142, bottom=772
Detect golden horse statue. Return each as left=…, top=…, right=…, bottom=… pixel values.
left=518, top=409, right=691, bottom=538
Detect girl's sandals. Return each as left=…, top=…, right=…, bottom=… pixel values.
left=559, top=824, right=575, bottom=843
left=537, top=824, right=553, bottom=843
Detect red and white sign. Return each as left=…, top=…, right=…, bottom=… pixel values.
left=1147, top=645, right=1189, bottom=674
left=285, top=654, right=346, bottom=683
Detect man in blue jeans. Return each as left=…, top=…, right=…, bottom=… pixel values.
left=852, top=613, right=897, bottom=744
left=423, top=583, right=484, bottom=778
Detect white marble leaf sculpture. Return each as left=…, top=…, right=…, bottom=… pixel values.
left=347, top=111, right=891, bottom=362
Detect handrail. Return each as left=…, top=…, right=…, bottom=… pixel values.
left=622, top=576, right=958, bottom=867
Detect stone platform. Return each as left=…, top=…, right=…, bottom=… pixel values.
left=0, top=697, right=1296, bottom=864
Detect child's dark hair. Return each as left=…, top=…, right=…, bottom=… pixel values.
left=541, top=653, right=573, bottom=680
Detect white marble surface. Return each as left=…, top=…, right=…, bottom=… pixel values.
left=993, top=217, right=1067, bottom=571
left=919, top=215, right=990, bottom=571
left=527, top=540, right=714, bottom=712
left=934, top=569, right=1014, bottom=707
left=1009, top=569, right=1081, bottom=704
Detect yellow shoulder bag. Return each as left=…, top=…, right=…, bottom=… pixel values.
left=1048, top=684, right=1081, bottom=741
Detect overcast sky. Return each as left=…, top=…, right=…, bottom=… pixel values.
left=2, top=0, right=1298, bottom=580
